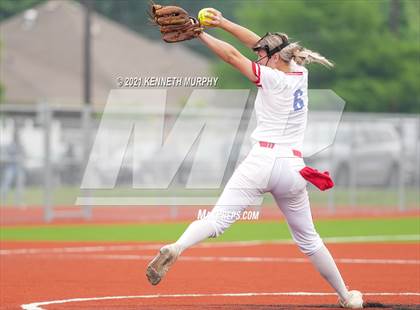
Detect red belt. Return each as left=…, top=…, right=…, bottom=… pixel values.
left=259, top=141, right=302, bottom=158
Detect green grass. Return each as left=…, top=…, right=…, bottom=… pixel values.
left=1, top=217, right=418, bottom=242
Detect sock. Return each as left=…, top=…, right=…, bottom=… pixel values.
left=173, top=219, right=216, bottom=253
left=308, top=244, right=349, bottom=301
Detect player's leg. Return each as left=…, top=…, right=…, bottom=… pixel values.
left=269, top=160, right=362, bottom=307
left=146, top=149, right=265, bottom=285
left=162, top=187, right=258, bottom=258
left=146, top=185, right=261, bottom=285
left=174, top=186, right=260, bottom=252
left=173, top=146, right=269, bottom=252
left=274, top=190, right=362, bottom=306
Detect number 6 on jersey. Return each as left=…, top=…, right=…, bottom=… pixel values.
left=293, top=89, right=304, bottom=111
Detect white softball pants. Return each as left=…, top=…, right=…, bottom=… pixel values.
left=174, top=143, right=349, bottom=300
left=200, top=143, right=322, bottom=255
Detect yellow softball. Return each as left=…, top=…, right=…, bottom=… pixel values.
left=198, top=8, right=214, bottom=27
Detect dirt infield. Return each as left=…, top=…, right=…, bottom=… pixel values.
left=1, top=241, right=419, bottom=309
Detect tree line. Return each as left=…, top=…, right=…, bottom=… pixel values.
left=1, top=0, right=418, bottom=113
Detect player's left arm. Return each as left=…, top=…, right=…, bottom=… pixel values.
left=203, top=8, right=261, bottom=49
left=198, top=32, right=258, bottom=83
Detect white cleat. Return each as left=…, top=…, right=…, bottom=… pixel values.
left=146, top=244, right=180, bottom=285
left=339, top=290, right=364, bottom=309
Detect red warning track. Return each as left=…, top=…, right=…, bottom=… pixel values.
left=1, top=242, right=419, bottom=309
left=1, top=206, right=418, bottom=225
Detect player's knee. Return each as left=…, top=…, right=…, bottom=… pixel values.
left=294, top=234, right=323, bottom=256
left=186, top=218, right=219, bottom=239
left=211, top=218, right=230, bottom=237
left=205, top=214, right=233, bottom=238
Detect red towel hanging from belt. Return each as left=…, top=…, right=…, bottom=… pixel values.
left=299, top=166, right=334, bottom=191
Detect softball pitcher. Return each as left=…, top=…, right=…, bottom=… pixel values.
left=147, top=7, right=363, bottom=309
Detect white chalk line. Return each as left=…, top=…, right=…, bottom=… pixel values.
left=20, top=292, right=420, bottom=310
left=33, top=253, right=419, bottom=265
left=2, top=234, right=419, bottom=256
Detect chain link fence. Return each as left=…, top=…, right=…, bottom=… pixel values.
left=1, top=103, right=419, bottom=223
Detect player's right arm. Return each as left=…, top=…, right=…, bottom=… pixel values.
left=204, top=8, right=261, bottom=49
left=198, top=32, right=258, bottom=83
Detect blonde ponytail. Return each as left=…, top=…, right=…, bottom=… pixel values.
left=253, top=33, right=334, bottom=68
left=286, top=44, right=334, bottom=68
